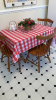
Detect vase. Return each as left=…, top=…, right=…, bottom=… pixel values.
left=25, top=26, right=31, bottom=31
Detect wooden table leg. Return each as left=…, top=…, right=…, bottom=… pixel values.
left=20, top=54, right=26, bottom=63
left=18, top=58, right=21, bottom=72
left=20, top=51, right=29, bottom=63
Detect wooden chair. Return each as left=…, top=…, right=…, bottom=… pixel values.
left=0, top=35, right=26, bottom=72
left=0, top=35, right=13, bottom=72
left=37, top=18, right=53, bottom=55
left=37, top=18, right=53, bottom=27
left=26, top=28, right=56, bottom=73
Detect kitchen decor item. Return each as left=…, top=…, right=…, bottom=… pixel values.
left=9, top=21, right=17, bottom=31
left=4, top=0, right=36, bottom=8
left=18, top=18, right=35, bottom=31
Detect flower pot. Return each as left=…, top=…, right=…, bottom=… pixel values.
left=25, top=26, right=31, bottom=31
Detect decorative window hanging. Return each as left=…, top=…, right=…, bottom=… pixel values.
left=4, top=0, right=36, bottom=7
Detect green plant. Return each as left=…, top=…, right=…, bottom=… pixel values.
left=18, top=18, right=35, bottom=30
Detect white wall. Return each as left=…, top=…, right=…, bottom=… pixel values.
left=0, top=0, right=48, bottom=30
left=48, top=0, right=56, bottom=27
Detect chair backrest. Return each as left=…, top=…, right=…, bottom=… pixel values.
left=36, top=27, right=56, bottom=55
left=0, top=35, right=6, bottom=49
left=37, top=18, right=53, bottom=27
left=0, top=35, right=11, bottom=54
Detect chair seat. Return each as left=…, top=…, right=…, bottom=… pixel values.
left=29, top=44, right=48, bottom=56
left=1, top=45, right=12, bottom=56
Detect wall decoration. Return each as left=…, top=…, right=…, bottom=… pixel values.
left=4, top=0, right=36, bottom=7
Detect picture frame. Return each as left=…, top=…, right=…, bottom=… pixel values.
left=4, top=0, right=36, bottom=8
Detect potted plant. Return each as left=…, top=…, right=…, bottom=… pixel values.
left=18, top=18, right=35, bottom=31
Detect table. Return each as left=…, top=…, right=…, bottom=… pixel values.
left=0, top=24, right=54, bottom=71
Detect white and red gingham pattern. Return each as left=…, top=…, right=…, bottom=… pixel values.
left=0, top=24, right=54, bottom=63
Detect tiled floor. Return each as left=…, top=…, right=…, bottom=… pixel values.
left=0, top=45, right=56, bottom=100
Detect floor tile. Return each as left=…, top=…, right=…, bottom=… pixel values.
left=45, top=93, right=56, bottom=100
left=0, top=78, right=7, bottom=86
left=38, top=76, right=47, bottom=84
left=51, top=87, right=56, bottom=97
left=53, top=65, right=56, bottom=70
left=32, top=80, right=41, bottom=89
left=44, top=81, right=54, bottom=90
left=48, top=68, right=56, bottom=74
left=13, top=84, right=22, bottom=94
left=0, top=74, right=3, bottom=80
left=2, top=69, right=10, bottom=76
left=6, top=73, right=14, bottom=81
left=5, top=90, right=14, bottom=100
left=0, top=64, right=8, bottom=71
left=11, top=97, right=18, bottom=100
left=47, top=61, right=54, bottom=67
left=1, top=83, right=10, bottom=92
left=0, top=95, right=6, bottom=100
left=18, top=91, right=28, bottom=100
left=23, top=70, right=30, bottom=77
left=25, top=85, right=35, bottom=95
left=9, top=79, right=18, bottom=87
left=38, top=86, right=48, bottom=97
left=31, top=92, right=41, bottom=100
left=33, top=72, right=41, bottom=78
left=12, top=70, right=20, bottom=77
left=27, top=98, right=32, bottom=100
left=50, top=77, right=56, bottom=84
left=27, top=75, right=35, bottom=83
left=10, top=65, right=17, bottom=72
left=0, top=89, right=3, bottom=95
left=16, top=74, right=24, bottom=82
left=43, top=72, right=52, bottom=79
left=20, top=79, right=29, bottom=88
left=54, top=73, right=56, bottom=77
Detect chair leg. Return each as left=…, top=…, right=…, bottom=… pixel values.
left=49, top=47, right=50, bottom=55
left=38, top=56, right=40, bottom=73
left=47, top=54, right=51, bottom=63
left=18, top=58, right=21, bottom=72
left=1, top=54, right=3, bottom=62
left=25, top=51, right=29, bottom=63
left=8, top=56, right=10, bottom=72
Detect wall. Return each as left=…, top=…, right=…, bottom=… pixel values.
left=48, top=0, right=56, bottom=27
left=0, top=0, right=48, bottom=30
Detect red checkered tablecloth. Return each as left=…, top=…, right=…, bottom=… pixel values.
left=0, top=24, right=54, bottom=63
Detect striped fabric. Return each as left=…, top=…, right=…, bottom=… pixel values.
left=0, top=24, right=54, bottom=63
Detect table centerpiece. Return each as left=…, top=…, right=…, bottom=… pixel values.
left=18, top=18, right=35, bottom=31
